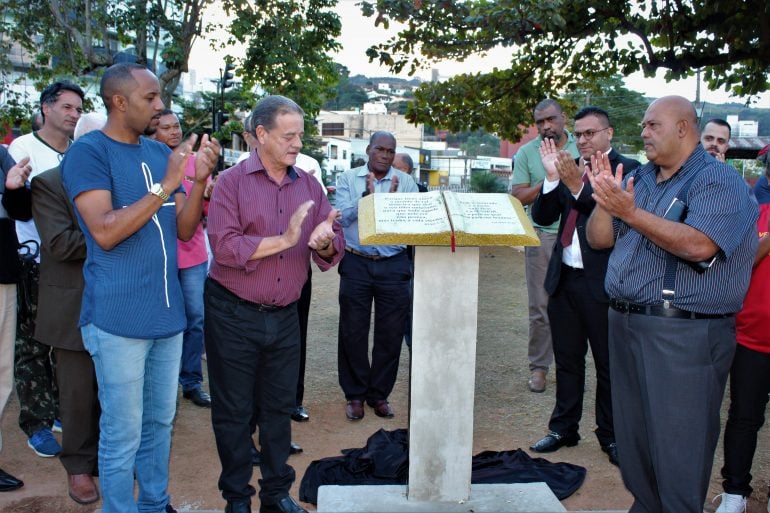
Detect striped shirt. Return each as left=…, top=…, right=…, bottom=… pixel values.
left=606, top=144, right=758, bottom=314
left=207, top=151, right=343, bottom=306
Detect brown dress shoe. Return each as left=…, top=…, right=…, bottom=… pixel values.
left=528, top=370, right=547, bottom=393
left=370, top=400, right=394, bottom=418
left=345, top=400, right=364, bottom=420
left=68, top=473, right=99, bottom=504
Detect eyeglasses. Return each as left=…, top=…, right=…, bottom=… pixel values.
left=574, top=127, right=610, bottom=140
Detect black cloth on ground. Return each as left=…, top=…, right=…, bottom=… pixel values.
left=299, top=428, right=586, bottom=504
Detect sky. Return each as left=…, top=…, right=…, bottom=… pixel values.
left=188, top=1, right=770, bottom=108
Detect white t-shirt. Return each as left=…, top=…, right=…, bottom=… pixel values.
left=8, top=132, right=67, bottom=257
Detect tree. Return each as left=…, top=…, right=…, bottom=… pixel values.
left=563, top=75, right=649, bottom=153
left=0, top=0, right=211, bottom=108
left=323, top=64, right=370, bottom=110
left=220, top=0, right=341, bottom=138
left=359, top=0, right=770, bottom=141
left=470, top=172, right=507, bottom=193
left=445, top=130, right=500, bottom=157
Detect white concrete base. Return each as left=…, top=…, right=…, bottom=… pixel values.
left=317, top=483, right=567, bottom=512
left=409, top=246, right=479, bottom=501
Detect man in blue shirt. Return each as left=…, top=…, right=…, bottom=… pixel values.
left=335, top=131, right=417, bottom=420
left=61, top=62, right=220, bottom=513
left=587, top=95, right=758, bottom=513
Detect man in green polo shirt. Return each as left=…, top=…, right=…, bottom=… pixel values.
left=511, top=99, right=578, bottom=393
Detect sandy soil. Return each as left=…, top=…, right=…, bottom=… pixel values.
left=1, top=247, right=768, bottom=512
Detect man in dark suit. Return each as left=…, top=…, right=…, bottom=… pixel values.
left=30, top=113, right=106, bottom=504
left=529, top=106, right=640, bottom=466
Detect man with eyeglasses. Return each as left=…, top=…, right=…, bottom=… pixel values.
left=529, top=106, right=639, bottom=466
left=511, top=99, right=578, bottom=393
left=8, top=80, right=84, bottom=459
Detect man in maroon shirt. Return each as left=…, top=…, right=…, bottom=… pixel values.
left=205, top=95, right=344, bottom=513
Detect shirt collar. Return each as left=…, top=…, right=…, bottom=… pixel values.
left=241, top=151, right=299, bottom=181
left=356, top=164, right=396, bottom=180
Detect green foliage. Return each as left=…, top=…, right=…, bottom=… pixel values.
left=359, top=0, right=770, bottom=141
left=174, top=86, right=257, bottom=144
left=220, top=0, right=342, bottom=138
left=0, top=0, right=212, bottom=108
left=446, top=130, right=501, bottom=157
left=470, top=171, right=508, bottom=193
left=323, top=64, right=370, bottom=110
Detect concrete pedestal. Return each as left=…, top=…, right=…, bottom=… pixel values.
left=317, top=483, right=566, bottom=512
left=408, top=246, right=479, bottom=501
left=315, top=246, right=567, bottom=513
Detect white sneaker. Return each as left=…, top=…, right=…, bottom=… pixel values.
left=714, top=493, right=747, bottom=513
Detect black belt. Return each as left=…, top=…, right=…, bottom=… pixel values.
left=208, top=278, right=290, bottom=312
left=609, top=298, right=733, bottom=320
left=561, top=263, right=584, bottom=273
left=345, top=247, right=403, bottom=261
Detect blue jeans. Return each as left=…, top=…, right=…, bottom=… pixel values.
left=82, top=323, right=182, bottom=513
left=179, top=262, right=206, bottom=391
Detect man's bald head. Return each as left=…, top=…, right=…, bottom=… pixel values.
left=100, top=63, right=146, bottom=112
left=641, top=95, right=701, bottom=173
left=393, top=153, right=414, bottom=174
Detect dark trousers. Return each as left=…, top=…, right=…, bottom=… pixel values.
left=547, top=266, right=613, bottom=445
left=338, top=251, right=410, bottom=402
left=296, top=269, right=311, bottom=406
left=721, top=343, right=770, bottom=497
left=609, top=310, right=734, bottom=513
left=55, top=347, right=100, bottom=475
left=204, top=278, right=299, bottom=506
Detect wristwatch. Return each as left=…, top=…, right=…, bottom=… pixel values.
left=150, top=183, right=170, bottom=201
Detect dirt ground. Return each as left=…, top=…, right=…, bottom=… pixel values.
left=1, top=247, right=769, bottom=513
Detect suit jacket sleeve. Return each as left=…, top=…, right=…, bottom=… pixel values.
left=31, top=172, right=86, bottom=262
left=531, top=183, right=563, bottom=226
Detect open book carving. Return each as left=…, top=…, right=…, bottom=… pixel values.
left=358, top=191, right=539, bottom=247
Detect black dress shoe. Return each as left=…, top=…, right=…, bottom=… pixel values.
left=530, top=432, right=580, bottom=453
left=369, top=400, right=394, bottom=418
left=260, top=496, right=307, bottom=513
left=601, top=442, right=619, bottom=466
left=0, top=468, right=23, bottom=491
left=289, top=441, right=303, bottom=455
left=182, top=388, right=212, bottom=408
left=345, top=400, right=364, bottom=420
left=226, top=500, right=252, bottom=513
left=290, top=406, right=309, bottom=422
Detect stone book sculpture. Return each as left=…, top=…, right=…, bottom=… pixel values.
left=358, top=190, right=539, bottom=247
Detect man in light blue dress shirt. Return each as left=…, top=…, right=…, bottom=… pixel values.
left=334, top=131, right=417, bottom=421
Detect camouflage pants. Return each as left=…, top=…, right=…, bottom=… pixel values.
left=15, top=260, right=59, bottom=437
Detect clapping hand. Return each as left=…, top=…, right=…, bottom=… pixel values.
left=5, top=157, right=31, bottom=190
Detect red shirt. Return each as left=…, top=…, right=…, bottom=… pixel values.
left=736, top=202, right=770, bottom=353
left=207, top=151, right=343, bottom=306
